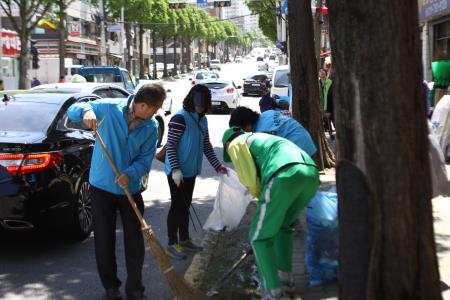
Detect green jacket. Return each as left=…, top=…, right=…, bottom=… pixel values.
left=227, top=133, right=316, bottom=198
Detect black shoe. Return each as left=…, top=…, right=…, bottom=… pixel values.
left=106, top=288, right=122, bottom=300
left=126, top=291, right=147, bottom=300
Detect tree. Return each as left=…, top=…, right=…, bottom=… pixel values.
left=56, top=0, right=76, bottom=81
left=288, top=0, right=335, bottom=168
left=159, top=7, right=178, bottom=78
left=246, top=0, right=276, bottom=43
left=326, top=1, right=442, bottom=299
left=0, top=0, right=52, bottom=88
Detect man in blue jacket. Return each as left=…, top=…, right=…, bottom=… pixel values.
left=68, top=83, right=166, bottom=300
left=229, top=105, right=317, bottom=157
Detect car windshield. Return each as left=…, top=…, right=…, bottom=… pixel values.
left=0, top=95, right=63, bottom=131
left=273, top=69, right=289, bottom=87
left=210, top=60, right=220, bottom=64
left=246, top=74, right=268, bottom=81
left=196, top=72, right=218, bottom=80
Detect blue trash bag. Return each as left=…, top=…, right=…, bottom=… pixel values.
left=305, top=191, right=338, bottom=286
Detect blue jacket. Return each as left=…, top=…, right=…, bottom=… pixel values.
left=254, top=110, right=317, bottom=156
left=67, top=97, right=158, bottom=195
left=165, top=109, right=207, bottom=177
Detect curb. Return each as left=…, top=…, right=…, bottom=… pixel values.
left=184, top=229, right=220, bottom=289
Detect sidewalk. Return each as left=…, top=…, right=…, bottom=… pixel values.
left=185, top=167, right=450, bottom=299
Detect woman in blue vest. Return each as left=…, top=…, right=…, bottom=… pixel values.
left=164, top=84, right=228, bottom=259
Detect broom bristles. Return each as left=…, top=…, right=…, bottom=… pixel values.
left=143, top=228, right=206, bottom=300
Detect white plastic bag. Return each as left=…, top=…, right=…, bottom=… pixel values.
left=203, top=169, right=252, bottom=231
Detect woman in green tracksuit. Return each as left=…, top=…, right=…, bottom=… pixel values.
left=222, top=127, right=319, bottom=300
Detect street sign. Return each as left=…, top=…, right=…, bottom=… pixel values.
left=213, top=0, right=231, bottom=7
left=197, top=0, right=208, bottom=8
left=107, top=24, right=122, bottom=33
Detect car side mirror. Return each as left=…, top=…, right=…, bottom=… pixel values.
left=188, top=78, right=192, bottom=81
left=167, top=89, right=172, bottom=93
left=237, top=85, right=242, bottom=89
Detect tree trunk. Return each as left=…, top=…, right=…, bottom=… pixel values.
left=162, top=35, right=168, bottom=78
left=287, top=0, right=335, bottom=169
left=152, top=30, right=157, bottom=79
left=138, top=25, right=144, bottom=79
left=19, top=31, right=29, bottom=89
left=58, top=0, right=66, bottom=80
left=139, top=25, right=145, bottom=79
left=186, top=38, right=192, bottom=71
left=173, top=35, right=178, bottom=75
left=328, top=1, right=442, bottom=299
left=180, top=36, right=185, bottom=74
left=125, top=23, right=132, bottom=72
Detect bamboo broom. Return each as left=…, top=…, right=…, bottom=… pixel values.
left=93, top=129, right=205, bottom=300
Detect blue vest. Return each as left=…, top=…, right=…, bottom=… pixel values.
left=165, top=109, right=207, bottom=177
left=255, top=110, right=317, bottom=156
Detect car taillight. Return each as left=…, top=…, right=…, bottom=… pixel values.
left=0, top=152, right=63, bottom=175
left=227, top=88, right=235, bottom=94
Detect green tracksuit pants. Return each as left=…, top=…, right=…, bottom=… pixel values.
left=249, top=163, right=319, bottom=291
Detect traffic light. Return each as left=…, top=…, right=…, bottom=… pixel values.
left=30, top=40, right=40, bottom=69
left=214, top=0, right=231, bottom=7
left=169, top=2, right=186, bottom=9
left=280, top=41, right=288, bottom=55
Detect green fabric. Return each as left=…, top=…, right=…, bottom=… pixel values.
left=432, top=60, right=450, bottom=87
left=322, top=78, right=332, bottom=111
left=249, top=164, right=319, bottom=291
left=247, top=133, right=316, bottom=187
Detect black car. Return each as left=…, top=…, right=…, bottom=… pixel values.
left=242, top=73, right=271, bottom=96
left=0, top=90, right=102, bottom=239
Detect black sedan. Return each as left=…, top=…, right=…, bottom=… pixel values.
left=242, top=72, right=271, bottom=96
left=0, top=90, right=101, bottom=239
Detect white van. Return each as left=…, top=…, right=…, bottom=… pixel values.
left=271, top=65, right=290, bottom=97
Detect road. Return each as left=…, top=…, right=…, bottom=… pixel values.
left=0, top=58, right=268, bottom=300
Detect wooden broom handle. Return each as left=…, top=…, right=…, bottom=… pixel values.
left=94, top=129, right=150, bottom=230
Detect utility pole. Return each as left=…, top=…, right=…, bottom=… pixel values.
left=99, top=0, right=107, bottom=65
left=314, top=0, right=322, bottom=70
left=121, top=2, right=126, bottom=68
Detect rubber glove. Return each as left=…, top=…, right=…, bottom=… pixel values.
left=216, top=165, right=229, bottom=175
left=172, top=168, right=183, bottom=187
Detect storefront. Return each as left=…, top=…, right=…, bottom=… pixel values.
left=1, top=29, right=20, bottom=90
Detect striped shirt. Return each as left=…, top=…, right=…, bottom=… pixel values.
left=167, top=114, right=221, bottom=171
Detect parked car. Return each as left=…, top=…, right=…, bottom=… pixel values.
left=235, top=56, right=243, bottom=63
left=203, top=79, right=241, bottom=112
left=0, top=90, right=97, bottom=239
left=271, top=65, right=290, bottom=97
left=134, top=80, right=173, bottom=115
left=209, top=59, right=222, bottom=71
left=243, top=72, right=271, bottom=96
left=78, top=66, right=135, bottom=94
left=32, top=82, right=166, bottom=146
left=189, top=70, right=220, bottom=86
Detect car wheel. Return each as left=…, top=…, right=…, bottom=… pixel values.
left=156, top=116, right=165, bottom=147
left=72, top=179, right=93, bottom=240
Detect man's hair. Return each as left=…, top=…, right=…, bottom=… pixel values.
left=134, top=83, right=166, bottom=106
left=229, top=106, right=259, bottom=128
left=183, top=84, right=211, bottom=112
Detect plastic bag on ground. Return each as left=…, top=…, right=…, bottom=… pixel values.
left=203, top=169, right=252, bottom=231
left=306, top=191, right=338, bottom=286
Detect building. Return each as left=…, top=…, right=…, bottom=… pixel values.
left=419, top=0, right=450, bottom=82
